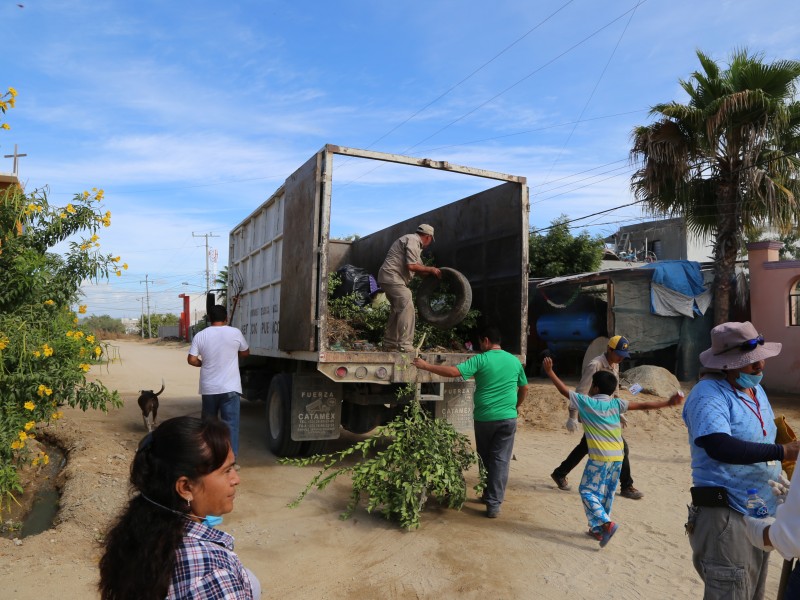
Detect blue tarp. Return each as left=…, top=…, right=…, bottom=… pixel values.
left=640, top=260, right=711, bottom=317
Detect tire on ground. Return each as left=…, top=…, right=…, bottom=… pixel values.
left=415, top=267, right=472, bottom=329
left=265, top=373, right=303, bottom=457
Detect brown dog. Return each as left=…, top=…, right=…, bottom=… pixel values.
left=137, top=380, right=165, bottom=432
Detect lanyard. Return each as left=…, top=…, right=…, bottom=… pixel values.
left=732, top=384, right=767, bottom=437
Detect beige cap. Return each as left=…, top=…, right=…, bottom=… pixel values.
left=416, top=224, right=435, bottom=240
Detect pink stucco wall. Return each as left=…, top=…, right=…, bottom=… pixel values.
left=747, top=241, right=800, bottom=394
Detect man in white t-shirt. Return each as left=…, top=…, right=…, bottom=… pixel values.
left=188, top=305, right=250, bottom=457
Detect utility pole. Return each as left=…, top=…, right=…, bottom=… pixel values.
left=136, top=297, right=145, bottom=339
left=192, top=232, right=220, bottom=292
left=140, top=275, right=152, bottom=338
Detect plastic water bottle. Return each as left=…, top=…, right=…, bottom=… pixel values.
left=746, top=488, right=769, bottom=519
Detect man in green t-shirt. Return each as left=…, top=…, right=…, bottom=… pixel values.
left=413, top=327, right=529, bottom=518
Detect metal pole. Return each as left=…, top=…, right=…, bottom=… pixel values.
left=140, top=275, right=152, bottom=338
left=193, top=232, right=219, bottom=293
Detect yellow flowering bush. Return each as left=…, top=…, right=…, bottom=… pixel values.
left=0, top=183, right=122, bottom=513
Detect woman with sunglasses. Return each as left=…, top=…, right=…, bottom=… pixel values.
left=98, top=416, right=260, bottom=599
left=682, top=321, right=796, bottom=600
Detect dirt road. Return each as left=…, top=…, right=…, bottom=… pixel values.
left=1, top=338, right=796, bottom=599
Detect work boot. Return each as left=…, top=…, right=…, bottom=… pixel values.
left=486, top=505, right=500, bottom=518
left=551, top=472, right=571, bottom=491
left=620, top=486, right=644, bottom=500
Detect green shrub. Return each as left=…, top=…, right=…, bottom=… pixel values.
left=281, top=387, right=485, bottom=530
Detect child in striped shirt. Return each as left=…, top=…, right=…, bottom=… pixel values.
left=542, top=356, right=683, bottom=547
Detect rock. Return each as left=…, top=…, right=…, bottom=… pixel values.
left=620, top=365, right=682, bottom=398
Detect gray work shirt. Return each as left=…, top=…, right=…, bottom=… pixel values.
left=378, top=233, right=423, bottom=285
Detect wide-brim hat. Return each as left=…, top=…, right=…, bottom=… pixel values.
left=699, top=321, right=782, bottom=371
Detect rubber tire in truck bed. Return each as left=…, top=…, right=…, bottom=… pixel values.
left=415, top=267, right=472, bottom=329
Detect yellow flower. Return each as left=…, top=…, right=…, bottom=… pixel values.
left=8, top=87, right=17, bottom=97
left=87, top=335, right=95, bottom=343
left=24, top=401, right=35, bottom=410
left=11, top=440, right=23, bottom=450
left=94, top=346, right=102, bottom=357
left=32, top=456, right=40, bottom=466
left=66, top=204, right=76, bottom=214
left=123, top=263, right=129, bottom=270
left=90, top=234, right=99, bottom=243
left=51, top=411, right=63, bottom=421
left=102, top=218, right=110, bottom=227
left=0, top=123, right=9, bottom=131
left=0, top=336, right=8, bottom=351
left=78, top=305, right=87, bottom=314
left=96, top=189, right=105, bottom=200
left=59, top=212, right=66, bottom=219
left=18, top=431, right=28, bottom=441
left=42, top=343, right=54, bottom=357
left=32, top=350, right=41, bottom=357
left=24, top=421, right=35, bottom=431
left=79, top=347, right=86, bottom=356
left=112, top=256, right=120, bottom=263
left=44, top=299, right=55, bottom=306
left=73, top=317, right=78, bottom=324
left=79, top=363, right=91, bottom=372
left=66, top=330, right=74, bottom=338
left=82, top=191, right=90, bottom=199
left=74, top=331, right=84, bottom=339
left=115, top=270, right=122, bottom=277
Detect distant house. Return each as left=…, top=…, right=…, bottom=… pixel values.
left=607, top=217, right=714, bottom=263
left=747, top=241, right=800, bottom=394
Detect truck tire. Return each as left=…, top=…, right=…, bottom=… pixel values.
left=300, top=440, right=328, bottom=457
left=416, top=267, right=472, bottom=329
left=266, top=374, right=303, bottom=457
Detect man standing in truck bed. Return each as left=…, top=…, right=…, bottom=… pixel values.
left=378, top=224, right=441, bottom=352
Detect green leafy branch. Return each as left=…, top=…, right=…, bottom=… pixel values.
left=281, top=386, right=485, bottom=530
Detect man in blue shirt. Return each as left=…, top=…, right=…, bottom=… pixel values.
left=683, top=321, right=798, bottom=600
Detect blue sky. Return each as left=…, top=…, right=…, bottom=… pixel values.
left=3, top=0, right=800, bottom=320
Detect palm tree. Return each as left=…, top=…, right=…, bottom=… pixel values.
left=630, top=48, right=800, bottom=323
left=214, top=266, right=228, bottom=305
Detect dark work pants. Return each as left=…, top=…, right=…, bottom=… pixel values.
left=474, top=418, right=517, bottom=511
left=552, top=435, right=633, bottom=489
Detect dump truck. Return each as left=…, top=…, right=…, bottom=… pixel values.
left=225, top=144, right=529, bottom=457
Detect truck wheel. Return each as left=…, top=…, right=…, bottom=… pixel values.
left=301, top=440, right=328, bottom=457
left=266, top=374, right=303, bottom=457
left=416, top=267, right=472, bottom=329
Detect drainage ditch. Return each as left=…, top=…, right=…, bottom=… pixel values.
left=1, top=439, right=66, bottom=539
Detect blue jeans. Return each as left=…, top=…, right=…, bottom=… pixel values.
left=202, top=391, right=241, bottom=457
left=473, top=418, right=517, bottom=510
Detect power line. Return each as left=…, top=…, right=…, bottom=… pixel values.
left=359, top=0, right=578, bottom=152
left=539, top=0, right=643, bottom=186
left=401, top=0, right=650, bottom=153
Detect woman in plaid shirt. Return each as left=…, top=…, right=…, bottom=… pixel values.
left=99, top=416, right=260, bottom=599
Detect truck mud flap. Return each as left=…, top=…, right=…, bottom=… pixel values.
left=433, top=381, right=475, bottom=433
left=290, top=374, right=343, bottom=441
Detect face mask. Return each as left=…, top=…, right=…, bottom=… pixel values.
left=736, top=372, right=763, bottom=389
left=202, top=514, right=223, bottom=527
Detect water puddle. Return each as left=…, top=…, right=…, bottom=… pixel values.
left=1, top=439, right=66, bottom=539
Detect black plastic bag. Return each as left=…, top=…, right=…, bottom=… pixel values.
left=332, top=264, right=375, bottom=307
